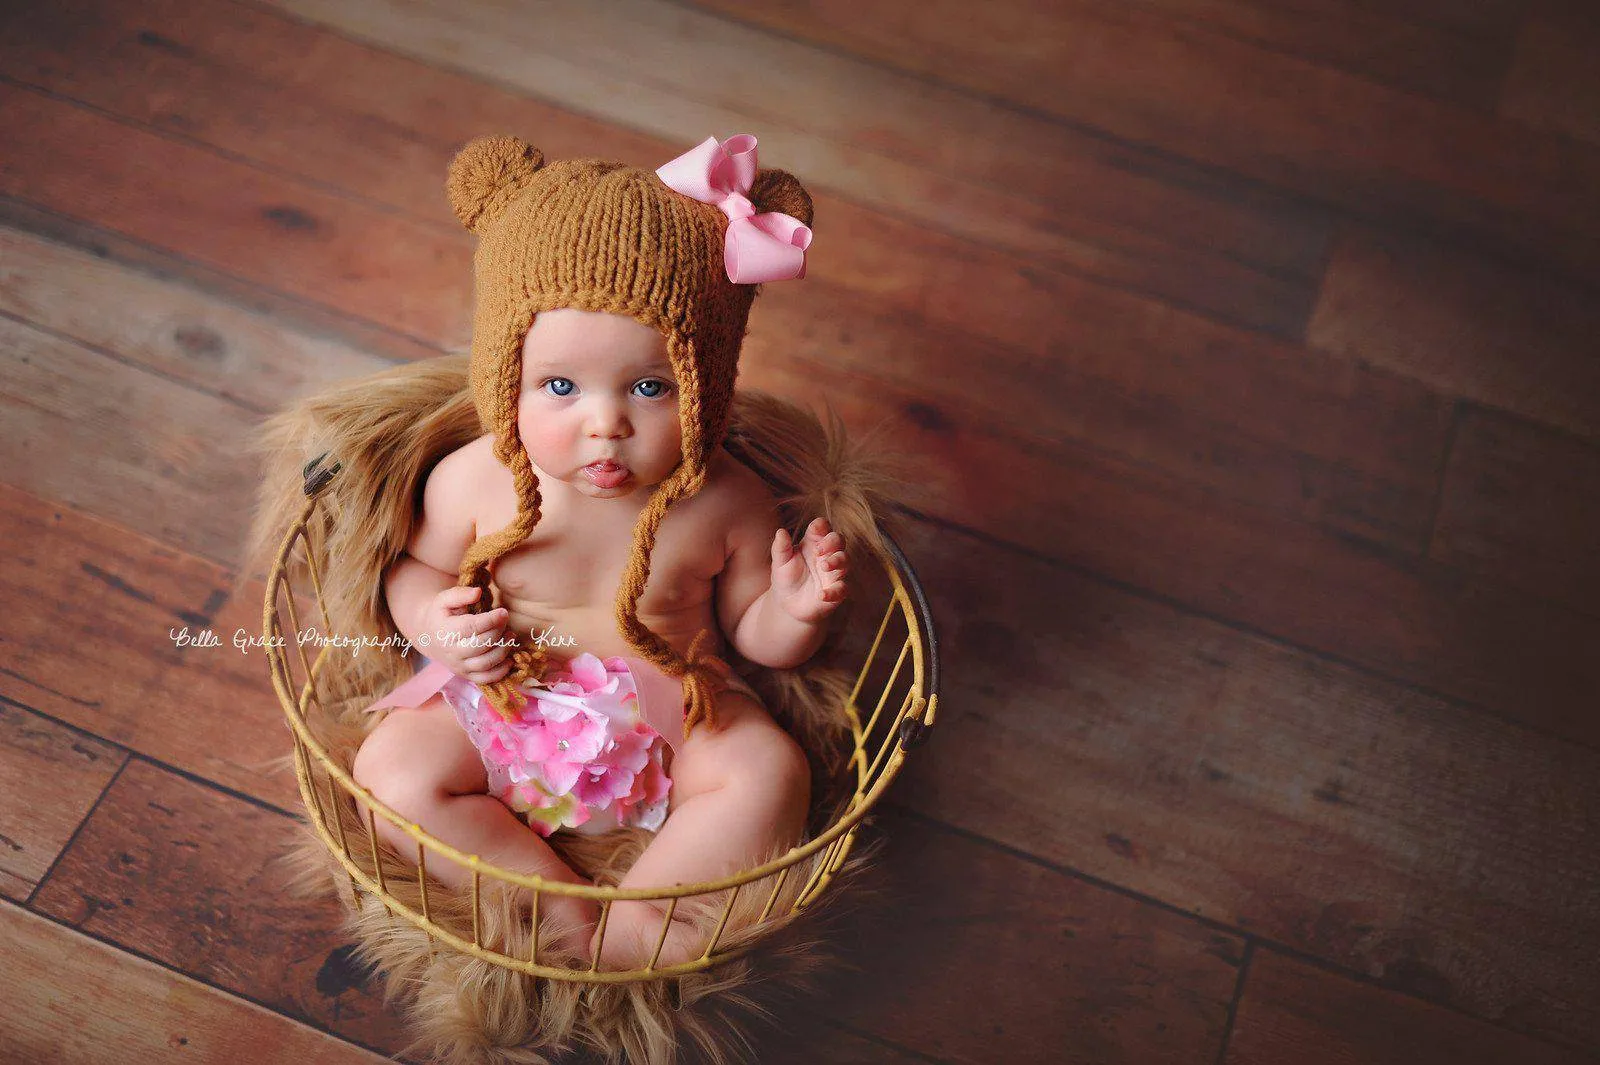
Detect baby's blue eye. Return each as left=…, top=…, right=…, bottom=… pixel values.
left=544, top=378, right=575, bottom=397
left=633, top=379, right=670, bottom=399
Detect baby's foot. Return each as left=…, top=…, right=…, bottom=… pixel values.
left=592, top=898, right=703, bottom=971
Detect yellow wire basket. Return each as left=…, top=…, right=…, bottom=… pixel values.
left=264, top=455, right=939, bottom=983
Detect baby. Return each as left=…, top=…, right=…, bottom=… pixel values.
left=350, top=134, right=842, bottom=969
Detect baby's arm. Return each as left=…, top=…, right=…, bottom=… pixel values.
left=385, top=445, right=512, bottom=684
left=717, top=485, right=849, bottom=669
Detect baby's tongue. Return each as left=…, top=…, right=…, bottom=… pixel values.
left=584, top=462, right=630, bottom=489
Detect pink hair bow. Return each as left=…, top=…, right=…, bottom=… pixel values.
left=655, top=134, right=812, bottom=284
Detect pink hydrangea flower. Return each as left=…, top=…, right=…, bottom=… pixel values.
left=504, top=782, right=589, bottom=837
left=568, top=722, right=659, bottom=810
left=617, top=743, right=672, bottom=823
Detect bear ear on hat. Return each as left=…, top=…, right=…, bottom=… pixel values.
left=447, top=135, right=546, bottom=233
left=749, top=168, right=814, bottom=229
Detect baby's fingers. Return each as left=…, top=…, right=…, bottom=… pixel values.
left=461, top=644, right=509, bottom=674
left=438, top=584, right=486, bottom=614
left=463, top=662, right=511, bottom=685
left=463, top=607, right=509, bottom=635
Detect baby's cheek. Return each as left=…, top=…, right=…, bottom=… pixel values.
left=516, top=406, right=570, bottom=465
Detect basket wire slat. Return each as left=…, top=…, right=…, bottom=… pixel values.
left=858, top=637, right=910, bottom=751
left=701, top=884, right=743, bottom=959
left=471, top=868, right=483, bottom=947
left=590, top=900, right=614, bottom=974
left=529, top=890, right=541, bottom=965
left=267, top=469, right=938, bottom=982
left=417, top=842, right=433, bottom=924
left=847, top=597, right=897, bottom=709
left=756, top=868, right=789, bottom=924
left=645, top=897, right=680, bottom=972
left=366, top=807, right=389, bottom=900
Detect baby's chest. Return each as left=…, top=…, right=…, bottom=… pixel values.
left=494, top=515, right=727, bottom=612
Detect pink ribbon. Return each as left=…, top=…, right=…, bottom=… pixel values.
left=655, top=134, right=812, bottom=284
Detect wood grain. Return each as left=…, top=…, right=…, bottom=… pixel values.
left=0, top=228, right=383, bottom=414
left=2, top=10, right=1584, bottom=744
left=609, top=0, right=1600, bottom=282
left=1430, top=407, right=1600, bottom=617
left=27, top=758, right=407, bottom=1055
left=0, top=704, right=124, bottom=902
left=0, top=482, right=297, bottom=810
left=0, top=900, right=391, bottom=1064
left=1309, top=226, right=1600, bottom=442
left=816, top=809, right=1243, bottom=1065
left=0, top=312, right=260, bottom=564
left=712, top=0, right=1518, bottom=109
left=1226, top=950, right=1594, bottom=1064
left=1500, top=13, right=1600, bottom=147
left=890, top=517, right=1600, bottom=1051
left=0, top=80, right=475, bottom=349
left=250, top=0, right=1330, bottom=336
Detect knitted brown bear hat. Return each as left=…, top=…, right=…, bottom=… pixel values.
left=444, top=135, right=814, bottom=736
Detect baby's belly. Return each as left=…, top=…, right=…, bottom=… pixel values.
left=501, top=596, right=722, bottom=662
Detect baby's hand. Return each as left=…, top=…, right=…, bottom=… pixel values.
left=770, top=517, right=849, bottom=625
left=421, top=585, right=511, bottom=684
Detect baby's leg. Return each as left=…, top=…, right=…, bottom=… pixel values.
left=351, top=695, right=596, bottom=953
left=595, top=691, right=810, bottom=969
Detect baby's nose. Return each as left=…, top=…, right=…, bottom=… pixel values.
left=586, top=400, right=633, bottom=438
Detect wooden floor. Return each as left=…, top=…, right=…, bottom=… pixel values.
left=3, top=0, right=1599, bottom=1061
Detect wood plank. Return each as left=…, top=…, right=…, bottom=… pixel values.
left=0, top=313, right=259, bottom=564
left=28, top=758, right=407, bottom=1054
left=0, top=198, right=443, bottom=366
left=1430, top=407, right=1600, bottom=618
left=0, top=482, right=297, bottom=811
left=1226, top=950, right=1594, bottom=1064
left=240, top=0, right=1329, bottom=337
left=0, top=80, right=474, bottom=349
left=0, top=704, right=124, bottom=903
left=451, top=0, right=1600, bottom=283
left=889, top=517, right=1600, bottom=1050
left=1500, top=11, right=1600, bottom=147
left=744, top=277, right=1452, bottom=554
left=1309, top=226, right=1600, bottom=442
left=0, top=228, right=383, bottom=414
left=805, top=809, right=1243, bottom=1065
left=718, top=0, right=1517, bottom=109
left=0, top=901, right=389, bottom=1064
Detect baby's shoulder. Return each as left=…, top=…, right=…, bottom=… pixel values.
left=694, top=448, right=779, bottom=539
left=422, top=435, right=508, bottom=516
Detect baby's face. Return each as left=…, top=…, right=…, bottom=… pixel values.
left=517, top=308, right=683, bottom=501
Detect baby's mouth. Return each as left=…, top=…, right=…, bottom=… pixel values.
left=582, top=459, right=631, bottom=489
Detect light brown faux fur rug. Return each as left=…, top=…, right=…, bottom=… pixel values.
left=253, top=365, right=914, bottom=1064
